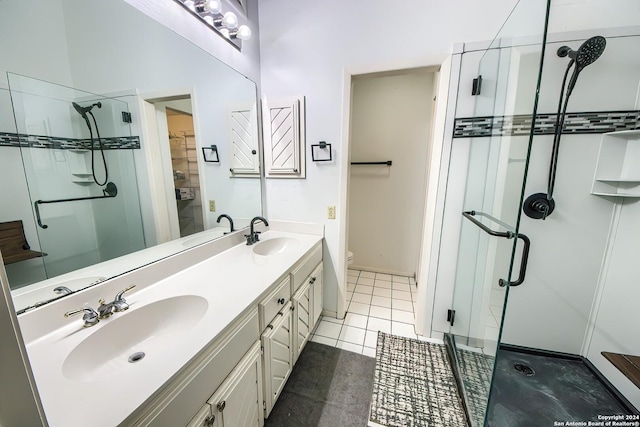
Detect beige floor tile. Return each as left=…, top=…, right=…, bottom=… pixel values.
left=369, top=306, right=392, bottom=320
left=371, top=296, right=392, bottom=308
left=344, top=312, right=368, bottom=329
left=372, top=287, right=392, bottom=298
left=339, top=325, right=366, bottom=345
left=348, top=301, right=370, bottom=316
left=351, top=292, right=372, bottom=305
left=392, top=299, right=413, bottom=312
left=367, top=317, right=392, bottom=334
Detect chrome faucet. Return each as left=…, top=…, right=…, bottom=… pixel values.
left=245, top=216, right=269, bottom=245
left=97, top=285, right=136, bottom=319
left=216, top=214, right=235, bottom=234
left=64, top=307, right=100, bottom=327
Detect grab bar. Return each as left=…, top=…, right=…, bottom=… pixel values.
left=351, top=161, right=392, bottom=166
left=34, top=182, right=118, bottom=229
left=462, top=210, right=530, bottom=287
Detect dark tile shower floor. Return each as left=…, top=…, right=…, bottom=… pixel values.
left=487, top=348, right=635, bottom=427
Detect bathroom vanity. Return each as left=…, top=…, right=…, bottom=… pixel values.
left=17, top=224, right=324, bottom=427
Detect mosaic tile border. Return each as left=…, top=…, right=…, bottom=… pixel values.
left=454, top=110, right=640, bottom=138
left=0, top=132, right=140, bottom=149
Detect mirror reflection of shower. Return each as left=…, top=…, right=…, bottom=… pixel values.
left=71, top=101, right=115, bottom=190
left=523, top=36, right=607, bottom=220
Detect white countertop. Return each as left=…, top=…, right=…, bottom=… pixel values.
left=11, top=226, right=233, bottom=312
left=21, top=229, right=322, bottom=427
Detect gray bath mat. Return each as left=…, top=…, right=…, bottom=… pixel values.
left=369, top=332, right=468, bottom=426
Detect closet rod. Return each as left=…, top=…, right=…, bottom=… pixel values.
left=350, top=161, right=392, bottom=166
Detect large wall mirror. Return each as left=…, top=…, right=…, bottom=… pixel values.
left=0, top=0, right=263, bottom=313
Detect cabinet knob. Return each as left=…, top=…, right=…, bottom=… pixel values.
left=217, top=400, right=226, bottom=412
left=310, top=277, right=316, bottom=284
left=277, top=298, right=285, bottom=305
left=204, top=414, right=216, bottom=426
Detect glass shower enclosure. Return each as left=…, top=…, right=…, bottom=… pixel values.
left=446, top=0, right=640, bottom=425
left=6, top=73, right=145, bottom=288
left=444, top=1, right=551, bottom=424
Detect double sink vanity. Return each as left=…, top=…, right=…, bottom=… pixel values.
left=17, top=222, right=324, bottom=426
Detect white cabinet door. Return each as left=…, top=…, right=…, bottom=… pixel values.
left=263, top=97, right=306, bottom=178
left=208, top=342, right=264, bottom=427
left=311, top=262, right=323, bottom=330
left=292, top=281, right=312, bottom=363
left=228, top=104, right=260, bottom=176
left=261, top=302, right=293, bottom=417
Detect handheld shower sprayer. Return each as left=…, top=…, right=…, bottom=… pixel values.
left=523, top=36, right=606, bottom=220
left=72, top=101, right=102, bottom=118
left=559, top=36, right=606, bottom=96
left=71, top=101, right=110, bottom=186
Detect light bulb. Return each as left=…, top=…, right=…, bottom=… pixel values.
left=203, top=15, right=214, bottom=26
left=184, top=0, right=196, bottom=11
left=219, top=28, right=230, bottom=39
left=206, top=0, right=222, bottom=14
left=222, top=11, right=238, bottom=29
left=236, top=25, right=252, bottom=40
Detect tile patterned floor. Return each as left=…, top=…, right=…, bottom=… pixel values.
left=311, top=268, right=425, bottom=358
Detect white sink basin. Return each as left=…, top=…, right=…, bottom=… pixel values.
left=62, top=295, right=208, bottom=382
left=252, top=237, right=299, bottom=256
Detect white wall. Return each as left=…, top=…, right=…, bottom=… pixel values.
left=259, top=0, right=521, bottom=316
left=348, top=70, right=435, bottom=276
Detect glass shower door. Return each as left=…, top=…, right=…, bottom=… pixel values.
left=445, top=0, right=551, bottom=425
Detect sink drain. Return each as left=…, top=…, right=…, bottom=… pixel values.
left=128, top=352, right=146, bottom=363
left=513, top=362, right=535, bottom=376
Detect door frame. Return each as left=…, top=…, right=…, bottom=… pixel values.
left=138, top=88, right=205, bottom=243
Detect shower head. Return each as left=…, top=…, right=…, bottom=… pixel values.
left=72, top=101, right=102, bottom=118
left=557, top=36, right=606, bottom=71
left=558, top=36, right=606, bottom=97
left=570, top=36, right=607, bottom=71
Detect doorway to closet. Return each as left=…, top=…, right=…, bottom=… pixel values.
left=345, top=67, right=438, bottom=334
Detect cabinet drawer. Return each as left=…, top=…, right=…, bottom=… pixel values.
left=290, top=243, right=322, bottom=293
left=259, top=276, right=291, bottom=332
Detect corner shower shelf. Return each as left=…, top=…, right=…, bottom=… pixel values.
left=591, top=130, right=640, bottom=198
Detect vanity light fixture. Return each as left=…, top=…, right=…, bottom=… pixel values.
left=174, top=0, right=251, bottom=50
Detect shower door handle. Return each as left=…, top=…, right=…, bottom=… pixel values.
left=499, top=233, right=530, bottom=287
left=462, top=211, right=530, bottom=287
left=34, top=201, right=48, bottom=229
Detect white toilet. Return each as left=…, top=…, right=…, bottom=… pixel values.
left=347, top=250, right=354, bottom=266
